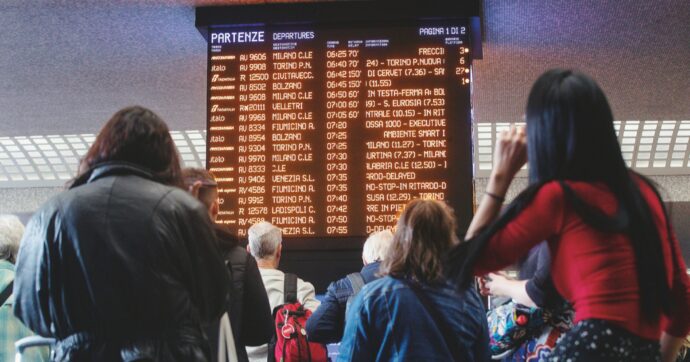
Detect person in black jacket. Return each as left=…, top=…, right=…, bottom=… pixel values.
left=183, top=168, right=273, bottom=362
left=305, top=230, right=394, bottom=344
left=13, top=106, right=229, bottom=361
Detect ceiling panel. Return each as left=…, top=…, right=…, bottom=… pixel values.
left=0, top=0, right=687, bottom=138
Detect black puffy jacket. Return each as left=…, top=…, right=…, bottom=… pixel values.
left=217, top=226, right=273, bottom=361
left=13, top=162, right=229, bottom=361
left=205, top=225, right=273, bottom=362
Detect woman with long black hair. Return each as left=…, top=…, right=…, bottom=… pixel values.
left=450, top=69, right=690, bottom=361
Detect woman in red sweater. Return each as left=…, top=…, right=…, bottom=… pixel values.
left=451, top=69, right=690, bottom=361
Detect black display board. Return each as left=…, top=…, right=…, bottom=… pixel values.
left=197, top=1, right=480, bottom=250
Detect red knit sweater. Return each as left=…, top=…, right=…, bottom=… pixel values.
left=475, top=180, right=690, bottom=340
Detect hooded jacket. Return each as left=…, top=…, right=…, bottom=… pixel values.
left=13, top=162, right=229, bottom=361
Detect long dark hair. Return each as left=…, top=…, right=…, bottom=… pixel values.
left=76, top=106, right=183, bottom=187
left=381, top=199, right=460, bottom=284
left=450, top=69, right=671, bottom=320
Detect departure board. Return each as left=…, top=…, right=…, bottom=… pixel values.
left=206, top=22, right=474, bottom=238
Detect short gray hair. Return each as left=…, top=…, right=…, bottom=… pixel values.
left=362, top=229, right=394, bottom=264
left=247, top=221, right=282, bottom=260
left=0, top=215, right=24, bottom=263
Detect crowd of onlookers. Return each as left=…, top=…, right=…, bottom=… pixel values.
left=0, top=69, right=689, bottom=362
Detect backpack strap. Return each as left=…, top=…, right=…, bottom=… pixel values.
left=283, top=273, right=298, bottom=304
left=401, top=278, right=464, bottom=361
left=345, top=273, right=366, bottom=318
left=0, top=280, right=13, bottom=306
left=346, top=272, right=365, bottom=294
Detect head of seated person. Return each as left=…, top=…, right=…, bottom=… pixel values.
left=247, top=221, right=282, bottom=269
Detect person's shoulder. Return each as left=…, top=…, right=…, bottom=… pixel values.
left=325, top=275, right=356, bottom=300
left=631, top=173, right=663, bottom=200
left=155, top=186, right=208, bottom=219
left=630, top=174, right=667, bottom=218
left=296, top=275, right=316, bottom=291
left=453, top=282, right=485, bottom=311
left=560, top=179, right=621, bottom=197
left=536, top=180, right=566, bottom=197
left=346, top=276, right=397, bottom=311
left=96, top=171, right=171, bottom=200
left=524, top=180, right=569, bottom=209
left=420, top=281, right=487, bottom=325
left=371, top=275, right=400, bottom=287
left=35, top=187, right=70, bottom=213
left=23, top=192, right=64, bottom=232
left=160, top=186, right=203, bottom=208
left=226, top=245, right=248, bottom=264
left=361, top=275, right=388, bottom=289
left=331, top=274, right=353, bottom=291
left=260, top=268, right=284, bottom=283
left=260, top=267, right=282, bottom=276
left=359, top=276, right=403, bottom=298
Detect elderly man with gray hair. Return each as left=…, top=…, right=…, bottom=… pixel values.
left=0, top=215, right=48, bottom=361
left=305, top=229, right=394, bottom=344
left=245, top=221, right=320, bottom=362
